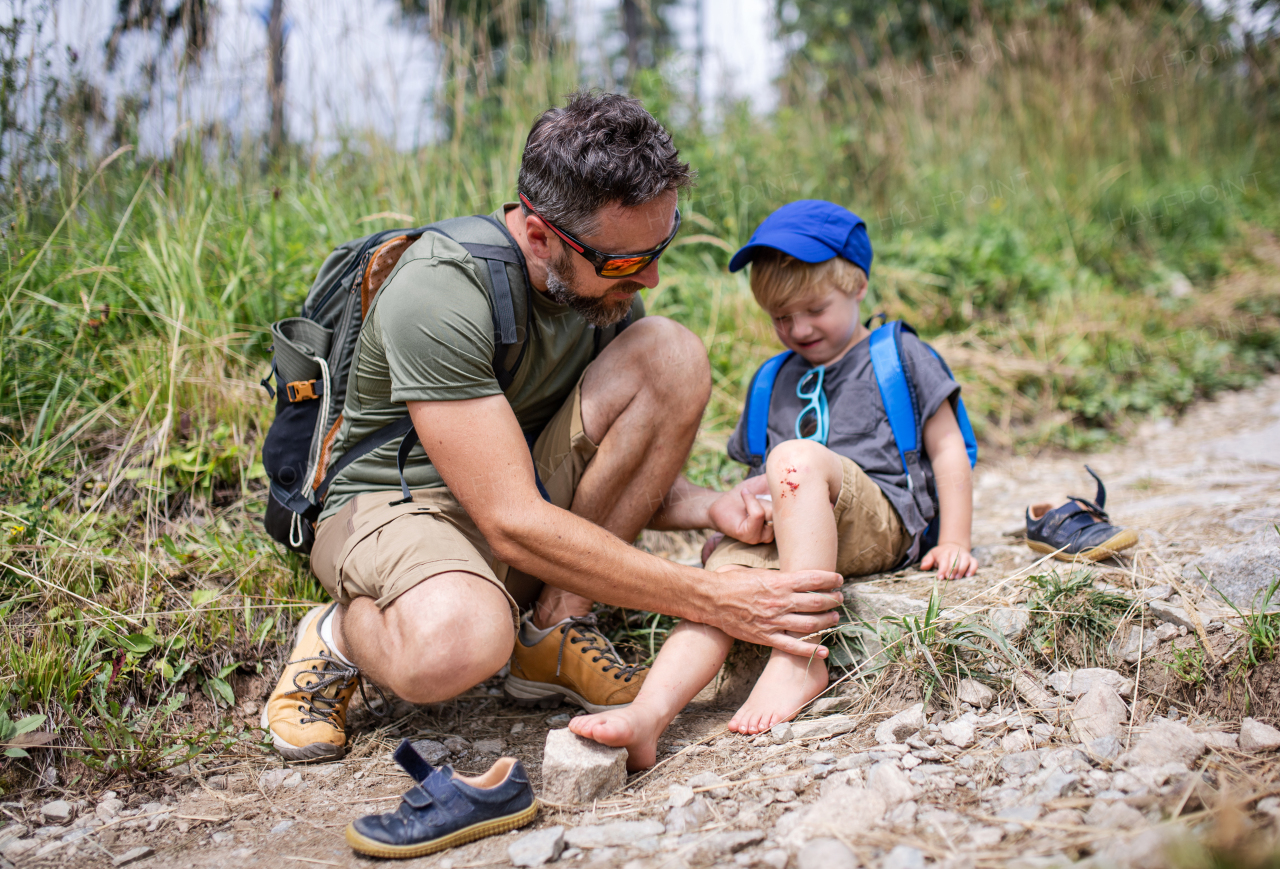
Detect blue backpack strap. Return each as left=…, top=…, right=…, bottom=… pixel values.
left=868, top=322, right=935, bottom=522
left=744, top=352, right=793, bottom=465
left=922, top=347, right=979, bottom=468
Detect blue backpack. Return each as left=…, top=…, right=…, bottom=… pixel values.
left=742, top=319, right=977, bottom=556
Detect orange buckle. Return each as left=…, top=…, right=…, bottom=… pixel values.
left=286, top=380, right=319, bottom=402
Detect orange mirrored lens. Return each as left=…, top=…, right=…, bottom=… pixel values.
left=600, top=255, right=653, bottom=277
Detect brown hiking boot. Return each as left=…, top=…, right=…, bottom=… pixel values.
left=505, top=614, right=646, bottom=713
left=261, top=604, right=361, bottom=762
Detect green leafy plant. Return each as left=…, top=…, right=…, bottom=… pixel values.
left=1025, top=571, right=1134, bottom=668
left=0, top=693, right=50, bottom=759
left=1164, top=644, right=1208, bottom=687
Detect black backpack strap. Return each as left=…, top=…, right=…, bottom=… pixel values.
left=314, top=415, right=416, bottom=503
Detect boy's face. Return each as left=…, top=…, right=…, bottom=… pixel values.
left=765, top=282, right=868, bottom=366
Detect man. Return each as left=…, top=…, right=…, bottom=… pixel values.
left=263, top=92, right=844, bottom=762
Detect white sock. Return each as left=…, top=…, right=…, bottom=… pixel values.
left=318, top=607, right=355, bottom=667
left=519, top=616, right=563, bottom=647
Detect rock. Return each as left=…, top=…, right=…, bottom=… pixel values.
left=1148, top=600, right=1198, bottom=632
left=868, top=761, right=916, bottom=806
left=473, top=738, right=504, bottom=755
left=269, top=820, right=293, bottom=834
left=541, top=729, right=627, bottom=804
left=1154, top=623, right=1178, bottom=641
left=1068, top=668, right=1135, bottom=699
left=112, top=846, right=155, bottom=867
left=509, top=826, right=565, bottom=867
left=1085, top=801, right=1147, bottom=829
left=1072, top=683, right=1128, bottom=743
left=259, top=768, right=289, bottom=791
left=0, top=838, right=38, bottom=860
left=1033, top=770, right=1078, bottom=803
left=1002, top=731, right=1034, bottom=752
left=96, top=799, right=124, bottom=822
left=685, top=830, right=765, bottom=865
left=969, top=826, right=1004, bottom=848
left=796, top=837, right=857, bottom=869
left=1045, top=671, right=1073, bottom=694
left=991, top=607, right=1030, bottom=639
left=996, top=804, right=1041, bottom=832
left=884, top=844, right=926, bottom=869
left=792, top=714, right=859, bottom=740
left=282, top=771, right=303, bottom=788
left=1110, top=626, right=1159, bottom=664
left=875, top=704, right=925, bottom=746
left=664, top=797, right=712, bottom=834
left=411, top=739, right=449, bottom=764
left=778, top=783, right=886, bottom=847
left=687, top=772, right=730, bottom=798
left=1203, top=731, right=1238, bottom=751
left=806, top=750, right=837, bottom=765
left=768, top=722, right=793, bottom=744
left=1012, top=671, right=1057, bottom=709
left=1181, top=526, right=1280, bottom=610
left=667, top=784, right=695, bottom=808
left=1239, top=718, right=1280, bottom=753
left=511, top=721, right=526, bottom=735
left=546, top=713, right=571, bottom=727
left=887, top=799, right=918, bottom=827
left=1095, top=829, right=1170, bottom=869
left=443, top=735, right=469, bottom=754
left=40, top=801, right=72, bottom=824
left=1119, top=720, right=1206, bottom=768
left=1000, top=751, right=1041, bottom=777
left=563, top=820, right=664, bottom=849
left=957, top=679, right=995, bottom=708
left=1088, top=735, right=1123, bottom=760
left=1042, top=809, right=1083, bottom=826
left=940, top=718, right=976, bottom=748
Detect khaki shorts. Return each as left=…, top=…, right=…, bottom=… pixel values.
left=310, top=375, right=597, bottom=622
left=704, top=455, right=911, bottom=577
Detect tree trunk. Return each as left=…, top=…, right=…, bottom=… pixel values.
left=622, top=0, right=642, bottom=82
left=268, top=0, right=286, bottom=158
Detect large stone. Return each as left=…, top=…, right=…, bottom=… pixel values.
left=883, top=845, right=926, bottom=869
left=939, top=717, right=976, bottom=748
left=867, top=761, right=916, bottom=807
left=541, top=729, right=628, bottom=804
left=1085, top=801, right=1147, bottom=830
left=1072, top=683, right=1128, bottom=743
left=563, top=820, right=664, bottom=849
left=1000, top=751, right=1041, bottom=777
left=991, top=607, right=1030, bottom=639
left=796, top=837, right=857, bottom=869
left=1032, top=770, right=1079, bottom=803
left=957, top=678, right=995, bottom=708
left=1119, top=720, right=1206, bottom=768
left=1068, top=668, right=1135, bottom=699
left=1148, top=600, right=1198, bottom=632
left=792, top=714, right=859, bottom=740
left=875, top=704, right=925, bottom=746
left=684, top=829, right=765, bottom=865
left=1181, top=525, right=1280, bottom=610
left=664, top=797, right=712, bottom=834
left=1095, top=829, right=1171, bottom=869
left=411, top=739, right=449, bottom=765
left=1239, top=718, right=1280, bottom=753
left=1110, top=626, right=1159, bottom=664
left=509, top=826, right=565, bottom=867
left=778, top=783, right=886, bottom=848
left=687, top=772, right=731, bottom=798
left=1088, top=735, right=1123, bottom=761
left=40, top=801, right=72, bottom=824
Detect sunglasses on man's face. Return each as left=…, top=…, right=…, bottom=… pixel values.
left=519, top=193, right=682, bottom=278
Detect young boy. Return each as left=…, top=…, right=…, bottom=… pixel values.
left=571, top=200, right=977, bottom=769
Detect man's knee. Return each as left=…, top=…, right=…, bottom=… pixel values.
left=378, top=574, right=514, bottom=703
left=626, top=316, right=711, bottom=406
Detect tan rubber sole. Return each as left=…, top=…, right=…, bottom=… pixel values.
left=503, top=675, right=633, bottom=715
left=260, top=605, right=348, bottom=763
left=1027, top=528, right=1139, bottom=563
left=345, top=800, right=539, bottom=859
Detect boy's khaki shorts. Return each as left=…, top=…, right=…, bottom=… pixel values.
left=704, top=456, right=911, bottom=577
left=309, top=375, right=596, bottom=625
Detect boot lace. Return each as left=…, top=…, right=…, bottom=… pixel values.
left=286, top=651, right=389, bottom=726
left=554, top=614, right=645, bottom=683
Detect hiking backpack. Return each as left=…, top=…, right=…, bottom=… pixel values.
left=259, top=214, right=628, bottom=554
left=742, top=319, right=978, bottom=559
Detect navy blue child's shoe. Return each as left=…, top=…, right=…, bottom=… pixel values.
left=346, top=739, right=538, bottom=858
left=1025, top=466, right=1138, bottom=563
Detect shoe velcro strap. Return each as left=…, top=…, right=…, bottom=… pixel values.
left=422, top=771, right=468, bottom=819
left=393, top=738, right=435, bottom=782
left=401, top=784, right=433, bottom=809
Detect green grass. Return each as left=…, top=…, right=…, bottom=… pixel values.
left=1, top=8, right=1279, bottom=792
left=1024, top=570, right=1137, bottom=668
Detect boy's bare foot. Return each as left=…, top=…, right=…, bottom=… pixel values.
left=727, top=650, right=828, bottom=735
left=568, top=707, right=664, bottom=771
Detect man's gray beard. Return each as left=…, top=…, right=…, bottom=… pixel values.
left=544, top=254, right=640, bottom=328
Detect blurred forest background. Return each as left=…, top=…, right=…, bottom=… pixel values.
left=1, top=0, right=1279, bottom=789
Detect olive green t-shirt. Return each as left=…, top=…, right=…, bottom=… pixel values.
left=320, top=205, right=644, bottom=520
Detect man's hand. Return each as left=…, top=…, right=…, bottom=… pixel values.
left=920, top=543, right=979, bottom=580
left=706, top=566, right=844, bottom=657
left=707, top=475, right=775, bottom=545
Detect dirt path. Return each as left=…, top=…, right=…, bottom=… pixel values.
left=7, top=377, right=1280, bottom=869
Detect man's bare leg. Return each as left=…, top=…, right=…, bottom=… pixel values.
left=530, top=316, right=711, bottom=628
left=728, top=438, right=844, bottom=734
left=331, top=572, right=514, bottom=703
left=569, top=620, right=732, bottom=770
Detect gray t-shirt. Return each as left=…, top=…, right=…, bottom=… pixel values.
left=726, top=331, right=960, bottom=560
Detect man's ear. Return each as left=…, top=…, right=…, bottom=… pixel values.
left=524, top=213, right=555, bottom=260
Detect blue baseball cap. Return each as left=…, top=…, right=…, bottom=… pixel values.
left=728, top=200, right=872, bottom=276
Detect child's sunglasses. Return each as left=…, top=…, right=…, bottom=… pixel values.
left=519, top=193, right=682, bottom=278
left=795, top=366, right=829, bottom=444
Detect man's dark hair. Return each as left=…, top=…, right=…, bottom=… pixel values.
left=517, top=91, right=694, bottom=238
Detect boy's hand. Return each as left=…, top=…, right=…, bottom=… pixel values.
left=707, top=476, right=775, bottom=545
left=920, top=543, right=978, bottom=580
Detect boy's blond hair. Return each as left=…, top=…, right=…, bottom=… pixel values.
left=749, top=248, right=868, bottom=312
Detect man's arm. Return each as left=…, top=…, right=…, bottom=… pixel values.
left=647, top=475, right=775, bottom=545
left=408, top=395, right=841, bottom=657
left=919, top=401, right=978, bottom=579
